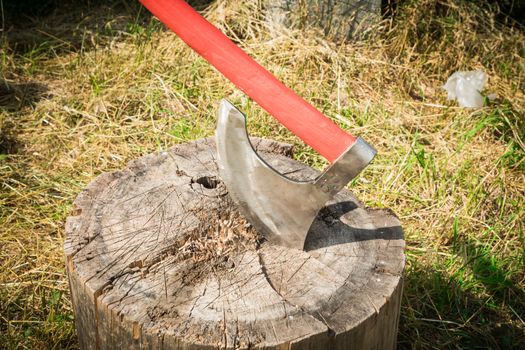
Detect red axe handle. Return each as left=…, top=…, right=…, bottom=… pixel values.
left=140, top=0, right=356, bottom=163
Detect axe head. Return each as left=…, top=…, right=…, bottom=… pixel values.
left=216, top=100, right=376, bottom=250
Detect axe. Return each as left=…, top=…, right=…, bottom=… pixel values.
left=140, top=0, right=376, bottom=250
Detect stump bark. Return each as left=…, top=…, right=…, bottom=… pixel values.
left=265, top=0, right=383, bottom=40
left=65, top=137, right=405, bottom=350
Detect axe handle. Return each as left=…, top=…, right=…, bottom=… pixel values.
left=140, top=0, right=356, bottom=163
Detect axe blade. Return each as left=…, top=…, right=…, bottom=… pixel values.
left=216, top=100, right=376, bottom=250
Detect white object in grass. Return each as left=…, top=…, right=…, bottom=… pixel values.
left=443, top=70, right=487, bottom=108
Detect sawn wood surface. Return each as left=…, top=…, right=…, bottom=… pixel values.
left=65, top=137, right=405, bottom=349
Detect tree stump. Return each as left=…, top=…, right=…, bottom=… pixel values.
left=65, top=137, right=405, bottom=349
left=265, top=0, right=383, bottom=40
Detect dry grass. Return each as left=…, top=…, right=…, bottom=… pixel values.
left=1, top=0, right=524, bottom=348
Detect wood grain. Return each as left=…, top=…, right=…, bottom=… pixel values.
left=65, top=137, right=405, bottom=349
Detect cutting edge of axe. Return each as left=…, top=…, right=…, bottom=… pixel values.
left=217, top=100, right=376, bottom=249
left=140, top=0, right=378, bottom=249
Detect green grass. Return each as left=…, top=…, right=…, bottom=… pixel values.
left=1, top=0, right=524, bottom=349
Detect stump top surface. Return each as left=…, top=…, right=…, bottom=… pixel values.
left=65, top=138, right=405, bottom=349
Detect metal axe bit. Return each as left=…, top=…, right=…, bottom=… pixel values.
left=216, top=101, right=375, bottom=249
left=141, top=0, right=377, bottom=250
